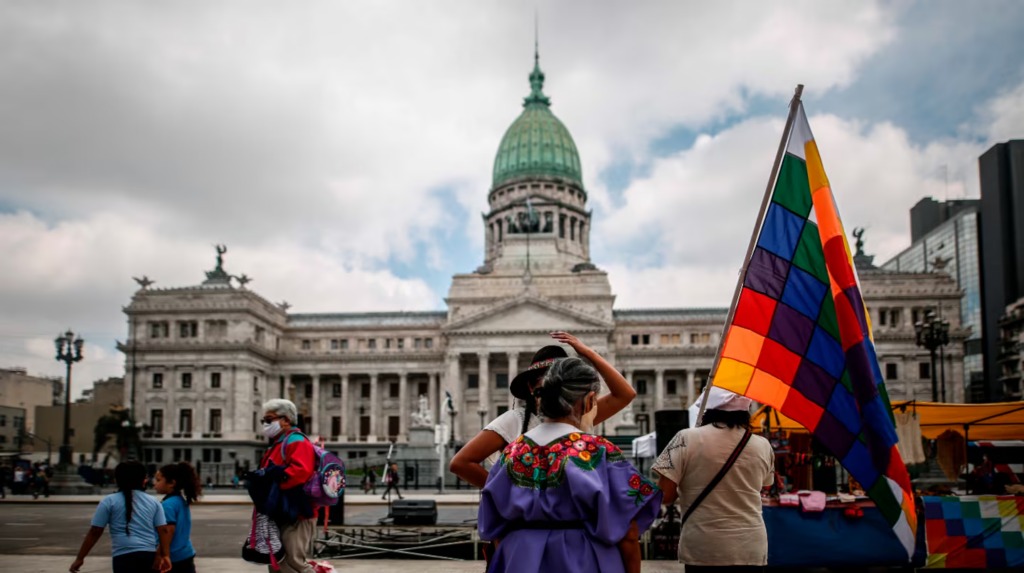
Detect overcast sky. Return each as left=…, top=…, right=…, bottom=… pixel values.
left=1, top=1, right=1022, bottom=397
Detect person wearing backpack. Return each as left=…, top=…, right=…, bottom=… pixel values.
left=256, top=399, right=316, bottom=573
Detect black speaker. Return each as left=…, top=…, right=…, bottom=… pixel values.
left=316, top=491, right=345, bottom=525
left=391, top=499, right=438, bottom=526
left=655, top=409, right=689, bottom=455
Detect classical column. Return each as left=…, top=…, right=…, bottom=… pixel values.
left=507, top=352, right=519, bottom=409
left=686, top=370, right=696, bottom=407
left=428, top=371, right=439, bottom=426
left=654, top=369, right=665, bottom=412
left=478, top=352, right=490, bottom=427
left=311, top=374, right=321, bottom=437
left=369, top=372, right=380, bottom=441
left=446, top=353, right=462, bottom=440
left=339, top=373, right=349, bottom=441
left=398, top=371, right=409, bottom=441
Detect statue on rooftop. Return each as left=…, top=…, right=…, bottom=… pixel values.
left=852, top=228, right=865, bottom=257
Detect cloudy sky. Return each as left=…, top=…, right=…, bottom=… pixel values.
left=1, top=1, right=1022, bottom=397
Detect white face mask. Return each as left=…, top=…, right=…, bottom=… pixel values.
left=262, top=420, right=282, bottom=439
left=579, top=397, right=598, bottom=432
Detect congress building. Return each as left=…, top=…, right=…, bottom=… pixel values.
left=121, top=55, right=968, bottom=480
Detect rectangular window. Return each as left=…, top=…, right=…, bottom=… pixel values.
left=890, top=309, right=902, bottom=327
left=642, top=334, right=651, bottom=345
left=181, top=372, right=192, bottom=389
left=332, top=383, right=342, bottom=398
left=368, top=339, right=377, bottom=350
left=660, top=334, right=671, bottom=345
left=252, top=412, right=257, bottom=432
left=255, top=326, right=265, bottom=343
left=153, top=372, right=163, bottom=389
left=331, top=339, right=339, bottom=350
left=424, top=338, right=433, bottom=349
left=201, top=448, right=222, bottom=463
left=0, top=415, right=6, bottom=427
left=885, top=363, right=898, bottom=380
left=150, top=409, right=163, bottom=433
left=253, top=376, right=259, bottom=393
left=178, top=321, right=198, bottom=338
left=301, top=339, right=312, bottom=351
left=209, top=409, right=222, bottom=433
left=879, top=308, right=887, bottom=326
left=418, top=381, right=429, bottom=396
left=149, top=321, right=169, bottom=338
left=331, top=416, right=342, bottom=437
left=385, top=338, right=393, bottom=349
left=211, top=372, right=221, bottom=389
left=636, top=379, right=648, bottom=395
left=387, top=416, right=400, bottom=440
left=496, top=373, right=509, bottom=388
left=671, top=334, right=681, bottom=344
left=919, top=362, right=931, bottom=380
left=389, top=382, right=400, bottom=398
left=496, top=405, right=509, bottom=416
left=467, top=373, right=479, bottom=389
left=361, top=383, right=370, bottom=399
left=304, top=384, right=313, bottom=398
left=359, top=416, right=371, bottom=437
left=414, top=338, right=422, bottom=349
left=397, top=338, right=404, bottom=349
left=630, top=334, right=639, bottom=345
left=340, top=339, right=349, bottom=350
left=666, top=379, right=678, bottom=395
left=179, top=409, right=193, bottom=434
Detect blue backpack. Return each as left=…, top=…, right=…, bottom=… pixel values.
left=279, top=431, right=346, bottom=507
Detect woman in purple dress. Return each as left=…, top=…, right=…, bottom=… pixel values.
left=479, top=358, right=662, bottom=573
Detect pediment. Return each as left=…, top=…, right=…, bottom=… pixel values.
left=445, top=295, right=612, bottom=334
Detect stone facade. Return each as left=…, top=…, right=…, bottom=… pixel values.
left=0, top=367, right=62, bottom=434
left=120, top=56, right=969, bottom=474
left=998, top=297, right=1024, bottom=400
left=34, top=377, right=124, bottom=464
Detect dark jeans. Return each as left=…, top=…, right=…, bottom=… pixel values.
left=382, top=484, right=402, bottom=499
left=112, top=551, right=157, bottom=573
left=685, top=567, right=764, bottom=573
left=170, top=555, right=196, bottom=573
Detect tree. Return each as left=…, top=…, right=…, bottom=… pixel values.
left=93, top=406, right=142, bottom=465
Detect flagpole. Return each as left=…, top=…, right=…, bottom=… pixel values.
left=695, top=84, right=804, bottom=427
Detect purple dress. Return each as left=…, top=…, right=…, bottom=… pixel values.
left=479, top=430, right=662, bottom=572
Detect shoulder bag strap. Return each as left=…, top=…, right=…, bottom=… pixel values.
left=680, top=428, right=752, bottom=527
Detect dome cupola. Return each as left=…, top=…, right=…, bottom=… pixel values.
left=491, top=52, right=583, bottom=189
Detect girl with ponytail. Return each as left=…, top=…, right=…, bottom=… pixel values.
left=450, top=331, right=637, bottom=488
left=153, top=461, right=202, bottom=572
left=71, top=461, right=172, bottom=573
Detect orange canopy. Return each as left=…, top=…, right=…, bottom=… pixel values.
left=753, top=400, right=1024, bottom=441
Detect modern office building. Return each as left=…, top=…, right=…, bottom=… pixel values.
left=882, top=198, right=983, bottom=400
left=979, top=140, right=1024, bottom=401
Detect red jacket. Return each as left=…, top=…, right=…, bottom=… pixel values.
left=260, top=430, right=315, bottom=490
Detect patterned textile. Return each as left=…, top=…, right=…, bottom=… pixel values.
left=923, top=495, right=1024, bottom=568
left=479, top=429, right=662, bottom=573
left=712, top=102, right=915, bottom=556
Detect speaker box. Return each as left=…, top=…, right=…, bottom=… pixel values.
left=655, top=409, right=689, bottom=455
left=391, top=499, right=438, bottom=526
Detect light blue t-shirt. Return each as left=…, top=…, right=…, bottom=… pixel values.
left=91, top=490, right=167, bottom=557
left=161, top=494, right=195, bottom=562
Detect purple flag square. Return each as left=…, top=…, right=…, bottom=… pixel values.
left=744, top=247, right=791, bottom=299
left=791, top=360, right=837, bottom=407
left=768, top=302, right=815, bottom=355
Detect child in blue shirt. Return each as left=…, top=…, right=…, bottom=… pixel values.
left=71, top=461, right=172, bottom=573
left=153, top=461, right=202, bottom=573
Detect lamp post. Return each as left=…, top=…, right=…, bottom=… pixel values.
left=54, top=329, right=84, bottom=467
left=914, top=311, right=950, bottom=402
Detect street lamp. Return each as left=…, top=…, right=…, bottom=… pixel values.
left=54, top=329, right=84, bottom=467
left=914, top=311, right=950, bottom=402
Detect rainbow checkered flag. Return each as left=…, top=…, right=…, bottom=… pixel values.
left=712, top=95, right=916, bottom=557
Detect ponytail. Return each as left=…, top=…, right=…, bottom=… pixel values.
left=158, top=461, right=203, bottom=504
left=114, top=461, right=147, bottom=536
left=520, top=397, right=537, bottom=435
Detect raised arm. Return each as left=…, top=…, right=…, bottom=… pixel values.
left=550, top=331, right=635, bottom=425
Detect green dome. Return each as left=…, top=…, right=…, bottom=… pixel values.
left=492, top=55, right=583, bottom=189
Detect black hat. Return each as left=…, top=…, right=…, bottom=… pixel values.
left=510, top=345, right=569, bottom=400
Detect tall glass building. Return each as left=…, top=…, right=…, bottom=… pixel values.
left=882, top=198, right=983, bottom=400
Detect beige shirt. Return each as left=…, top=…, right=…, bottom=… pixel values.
left=651, top=425, right=775, bottom=566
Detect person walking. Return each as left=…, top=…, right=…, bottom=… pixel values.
left=478, top=357, right=662, bottom=573
left=69, top=460, right=173, bottom=573
left=0, top=463, right=9, bottom=499
left=651, top=387, right=775, bottom=572
left=153, top=461, right=202, bottom=573
left=252, top=399, right=316, bottom=573
left=381, top=463, right=403, bottom=500
left=451, top=331, right=637, bottom=488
